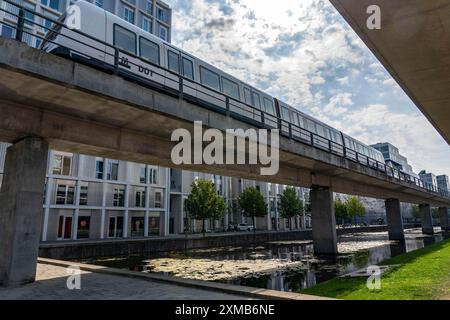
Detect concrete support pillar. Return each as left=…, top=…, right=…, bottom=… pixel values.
left=438, top=207, right=449, bottom=231
left=310, top=187, right=337, bottom=255
left=420, top=204, right=434, bottom=235
left=0, top=137, right=48, bottom=286
left=385, top=199, right=405, bottom=240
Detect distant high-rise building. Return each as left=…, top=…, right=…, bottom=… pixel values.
left=437, top=175, right=450, bottom=193
left=371, top=142, right=418, bottom=177
left=419, top=170, right=438, bottom=189
left=0, top=0, right=172, bottom=48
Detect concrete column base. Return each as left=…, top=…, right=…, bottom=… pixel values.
left=439, top=207, right=449, bottom=231
left=420, top=204, right=434, bottom=235
left=0, top=137, right=48, bottom=287
left=385, top=199, right=405, bottom=240
left=310, top=187, right=337, bottom=255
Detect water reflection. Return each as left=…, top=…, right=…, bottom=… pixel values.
left=84, top=228, right=446, bottom=292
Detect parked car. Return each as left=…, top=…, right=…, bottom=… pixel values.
left=236, top=223, right=255, bottom=232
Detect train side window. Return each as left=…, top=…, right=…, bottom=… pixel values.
left=168, top=50, right=180, bottom=73
left=244, top=87, right=252, bottom=105
left=200, top=66, right=221, bottom=91
left=298, top=114, right=305, bottom=128
left=252, top=92, right=261, bottom=109
left=263, top=98, right=275, bottom=115
left=306, top=119, right=316, bottom=133
left=222, top=77, right=240, bottom=100
left=281, top=107, right=290, bottom=121
left=114, top=25, right=136, bottom=54
left=139, top=37, right=159, bottom=65
left=182, top=57, right=194, bottom=80
left=290, top=111, right=299, bottom=126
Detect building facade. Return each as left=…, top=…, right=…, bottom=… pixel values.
left=0, top=0, right=172, bottom=48
left=419, top=170, right=438, bottom=190
left=0, top=142, right=311, bottom=242
left=371, top=142, right=418, bottom=177
left=437, top=175, right=450, bottom=194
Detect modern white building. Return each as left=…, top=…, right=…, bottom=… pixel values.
left=0, top=143, right=311, bottom=242
left=0, top=0, right=172, bottom=48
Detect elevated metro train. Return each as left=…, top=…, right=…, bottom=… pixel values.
left=42, top=1, right=394, bottom=176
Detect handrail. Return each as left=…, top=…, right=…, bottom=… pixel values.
left=0, top=0, right=448, bottom=199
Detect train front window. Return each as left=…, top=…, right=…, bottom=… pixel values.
left=200, top=66, right=221, bottom=91
left=244, top=88, right=252, bottom=105
left=222, top=77, right=240, bottom=100
left=168, top=50, right=180, bottom=73
left=263, top=98, right=275, bottom=115
left=139, top=37, right=159, bottom=65
left=182, top=58, right=194, bottom=80
left=114, top=25, right=136, bottom=55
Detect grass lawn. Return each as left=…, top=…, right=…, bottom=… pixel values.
left=300, top=238, right=450, bottom=300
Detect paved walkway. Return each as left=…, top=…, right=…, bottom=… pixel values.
left=0, top=263, right=251, bottom=300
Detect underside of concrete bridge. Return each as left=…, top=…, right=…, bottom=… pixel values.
left=0, top=38, right=449, bottom=285
left=330, top=0, right=450, bottom=145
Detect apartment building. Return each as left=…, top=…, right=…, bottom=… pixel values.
left=0, top=143, right=310, bottom=242
left=0, top=0, right=172, bottom=47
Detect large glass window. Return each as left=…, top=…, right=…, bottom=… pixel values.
left=24, top=2, right=35, bottom=27
left=252, top=92, right=261, bottom=109
left=139, top=166, right=147, bottom=184
left=77, top=216, right=90, bottom=239
left=113, top=188, right=125, bottom=207
left=108, top=216, right=123, bottom=238
left=136, top=191, right=146, bottom=207
left=156, top=6, right=168, bottom=23
left=154, top=191, right=163, bottom=208
left=290, top=111, right=299, bottom=126
left=263, top=98, right=275, bottom=115
left=114, top=25, right=136, bottom=54
left=281, top=107, right=290, bottom=121
left=159, top=25, right=168, bottom=41
left=200, top=66, right=220, bottom=91
left=107, top=160, right=119, bottom=181
left=52, top=154, right=72, bottom=176
left=79, top=185, right=88, bottom=206
left=0, top=25, right=15, bottom=39
left=148, top=216, right=160, bottom=235
left=149, top=168, right=158, bottom=184
left=182, top=57, right=194, bottom=80
left=243, top=87, right=252, bottom=105
left=222, top=77, right=240, bottom=100
left=139, top=37, right=159, bottom=65
left=142, top=16, right=152, bottom=33
left=57, top=216, right=72, bottom=239
left=123, top=5, right=135, bottom=24
left=56, top=185, right=75, bottom=205
left=41, top=0, right=60, bottom=11
left=131, top=217, right=145, bottom=237
left=168, top=50, right=180, bottom=73
left=146, top=1, right=153, bottom=15
left=96, top=160, right=104, bottom=179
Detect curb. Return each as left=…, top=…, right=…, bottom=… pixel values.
left=38, top=258, right=336, bottom=300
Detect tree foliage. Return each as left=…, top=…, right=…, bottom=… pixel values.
left=186, top=179, right=226, bottom=234
left=334, top=196, right=366, bottom=224
left=335, top=198, right=349, bottom=221
left=238, top=187, right=267, bottom=230
left=278, top=187, right=304, bottom=230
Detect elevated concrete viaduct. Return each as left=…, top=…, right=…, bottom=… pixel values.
left=0, top=38, right=449, bottom=285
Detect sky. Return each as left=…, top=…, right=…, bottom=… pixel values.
left=164, top=0, right=450, bottom=176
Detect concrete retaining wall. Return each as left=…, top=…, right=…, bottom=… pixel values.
left=39, top=226, right=387, bottom=260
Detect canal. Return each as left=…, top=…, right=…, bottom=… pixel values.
left=82, top=228, right=448, bottom=292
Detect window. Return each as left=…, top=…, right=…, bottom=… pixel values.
left=35, top=38, right=42, bottom=49
left=135, top=191, right=145, bottom=207
left=24, top=2, right=35, bottom=27
left=154, top=191, right=162, bottom=208
left=52, top=154, right=72, bottom=176
left=114, top=25, right=136, bottom=54
left=79, top=185, right=88, bottom=206
left=142, top=16, right=152, bottom=33
left=77, top=216, right=90, bottom=239
left=200, top=66, right=220, bottom=91
left=159, top=25, right=168, bottom=41
left=56, top=185, right=75, bottom=205
left=43, top=11, right=59, bottom=31
left=168, top=50, right=180, bottom=73
left=139, top=166, right=147, bottom=184
left=281, top=107, right=290, bottom=121
left=290, top=111, right=299, bottom=126
left=131, top=217, right=145, bottom=237
left=244, top=87, right=252, bottom=105
left=96, top=160, right=104, bottom=179
left=108, top=216, right=123, bottom=238
left=107, top=160, right=119, bottom=181
left=145, top=1, right=153, bottom=15
left=139, top=37, right=159, bottom=65
left=252, top=92, right=261, bottom=109
left=263, top=98, right=275, bottom=115
left=41, top=0, right=60, bottom=11
left=95, top=0, right=104, bottom=8
left=57, top=216, right=72, bottom=239
left=222, top=77, right=240, bottom=100
left=182, top=57, right=194, bottom=80
left=156, top=6, right=168, bottom=23
left=149, top=168, right=158, bottom=184
left=123, top=5, right=135, bottom=24
left=1, top=25, right=15, bottom=39
left=113, top=188, right=125, bottom=207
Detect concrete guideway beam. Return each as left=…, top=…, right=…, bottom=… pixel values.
left=0, top=137, right=48, bottom=286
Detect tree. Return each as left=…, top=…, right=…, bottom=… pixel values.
left=185, top=179, right=226, bottom=236
left=334, top=198, right=348, bottom=226
left=411, top=205, right=420, bottom=220
left=238, top=187, right=267, bottom=233
left=278, top=187, right=304, bottom=231
left=346, top=196, right=366, bottom=225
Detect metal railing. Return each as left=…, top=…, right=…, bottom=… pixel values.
left=0, top=0, right=449, bottom=199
